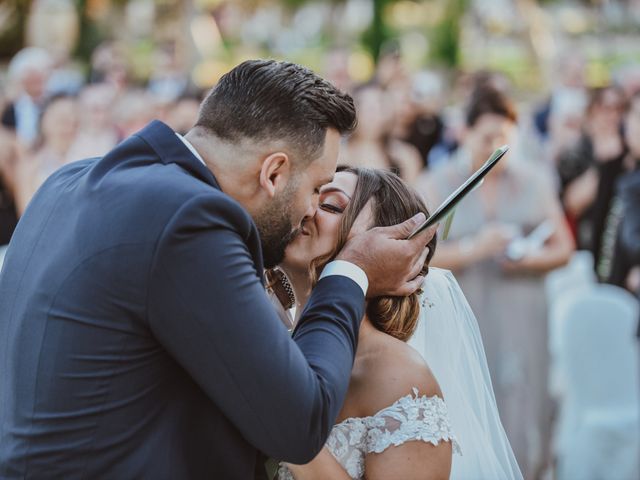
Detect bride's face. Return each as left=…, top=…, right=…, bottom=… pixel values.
left=281, top=171, right=369, bottom=273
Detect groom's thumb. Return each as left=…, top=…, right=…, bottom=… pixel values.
left=386, top=212, right=427, bottom=240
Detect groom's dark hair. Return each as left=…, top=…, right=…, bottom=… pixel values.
left=195, top=59, right=356, bottom=164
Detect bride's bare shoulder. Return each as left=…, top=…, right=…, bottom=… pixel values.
left=353, top=333, right=443, bottom=416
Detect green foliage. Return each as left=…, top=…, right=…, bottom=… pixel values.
left=279, top=0, right=397, bottom=64
left=280, top=0, right=343, bottom=8
left=0, top=0, right=30, bottom=59
left=280, top=0, right=312, bottom=7
left=282, top=0, right=400, bottom=64
left=361, top=0, right=394, bottom=62
left=430, top=0, right=468, bottom=69
left=73, top=0, right=108, bottom=63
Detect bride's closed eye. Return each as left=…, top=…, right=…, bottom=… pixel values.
left=318, top=185, right=351, bottom=214
left=320, top=202, right=344, bottom=214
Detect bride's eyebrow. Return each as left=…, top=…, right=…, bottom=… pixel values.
left=319, top=187, right=351, bottom=199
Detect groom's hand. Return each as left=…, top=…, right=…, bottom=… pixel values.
left=336, top=212, right=437, bottom=298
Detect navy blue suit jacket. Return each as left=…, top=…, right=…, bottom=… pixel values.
left=0, top=121, right=365, bottom=479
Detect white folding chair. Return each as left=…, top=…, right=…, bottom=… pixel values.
left=554, top=284, right=640, bottom=480
left=547, top=251, right=598, bottom=397
left=545, top=250, right=596, bottom=306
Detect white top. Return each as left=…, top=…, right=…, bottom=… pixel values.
left=278, top=389, right=460, bottom=480
left=176, top=133, right=369, bottom=295
left=14, top=94, right=40, bottom=145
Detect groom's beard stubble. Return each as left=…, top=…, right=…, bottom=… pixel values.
left=255, top=192, right=302, bottom=269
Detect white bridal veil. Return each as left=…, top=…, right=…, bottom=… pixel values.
left=408, top=268, right=523, bottom=480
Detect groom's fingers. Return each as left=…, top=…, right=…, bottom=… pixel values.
left=407, top=246, right=431, bottom=280
left=408, top=223, right=438, bottom=246
left=350, top=205, right=377, bottom=236
left=383, top=212, right=426, bottom=240
left=340, top=213, right=436, bottom=298
left=394, top=275, right=425, bottom=297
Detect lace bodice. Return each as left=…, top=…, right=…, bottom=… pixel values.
left=278, top=388, right=460, bottom=480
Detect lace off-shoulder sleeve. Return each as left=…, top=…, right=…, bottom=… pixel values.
left=364, top=388, right=461, bottom=455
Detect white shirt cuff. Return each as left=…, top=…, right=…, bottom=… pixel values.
left=319, top=260, right=368, bottom=296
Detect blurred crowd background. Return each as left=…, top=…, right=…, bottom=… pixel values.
left=0, top=1, right=639, bottom=479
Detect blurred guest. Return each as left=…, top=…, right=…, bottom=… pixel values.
left=615, top=176, right=640, bottom=319
left=427, top=70, right=509, bottom=169
left=543, top=85, right=587, bottom=176
left=16, top=94, right=79, bottom=213
left=533, top=51, right=587, bottom=140
left=112, top=89, right=157, bottom=139
left=1, top=47, right=53, bottom=147
left=425, top=106, right=464, bottom=169
left=148, top=44, right=189, bottom=103
left=614, top=63, right=640, bottom=100
left=322, top=48, right=353, bottom=92
left=619, top=184, right=640, bottom=336
left=597, top=91, right=640, bottom=291
left=0, top=128, right=20, bottom=245
left=340, top=84, right=422, bottom=183
left=88, top=42, right=129, bottom=94
left=0, top=92, right=6, bottom=131
left=67, top=84, right=119, bottom=161
left=417, top=86, right=574, bottom=479
left=390, top=71, right=444, bottom=169
left=46, top=51, right=85, bottom=96
left=464, top=69, right=513, bottom=96
left=164, top=94, right=201, bottom=136
left=557, top=86, right=627, bottom=259
left=374, top=42, right=409, bottom=90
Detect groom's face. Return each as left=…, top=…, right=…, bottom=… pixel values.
left=257, top=129, right=340, bottom=268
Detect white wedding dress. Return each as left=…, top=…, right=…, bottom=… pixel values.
left=279, top=268, right=522, bottom=480
left=278, top=388, right=460, bottom=480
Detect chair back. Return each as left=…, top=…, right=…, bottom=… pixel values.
left=557, top=284, right=639, bottom=411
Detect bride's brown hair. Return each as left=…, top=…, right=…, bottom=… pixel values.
left=311, top=166, right=437, bottom=341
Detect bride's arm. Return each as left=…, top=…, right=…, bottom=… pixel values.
left=285, top=447, right=351, bottom=480
left=362, top=350, right=454, bottom=480
left=365, top=441, right=452, bottom=480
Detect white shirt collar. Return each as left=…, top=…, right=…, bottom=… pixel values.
left=175, top=132, right=206, bottom=166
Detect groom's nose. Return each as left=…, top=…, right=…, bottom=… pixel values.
left=304, top=195, right=319, bottom=220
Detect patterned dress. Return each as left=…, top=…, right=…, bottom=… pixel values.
left=278, top=388, right=460, bottom=480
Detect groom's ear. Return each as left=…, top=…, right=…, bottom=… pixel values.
left=259, top=152, right=291, bottom=198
